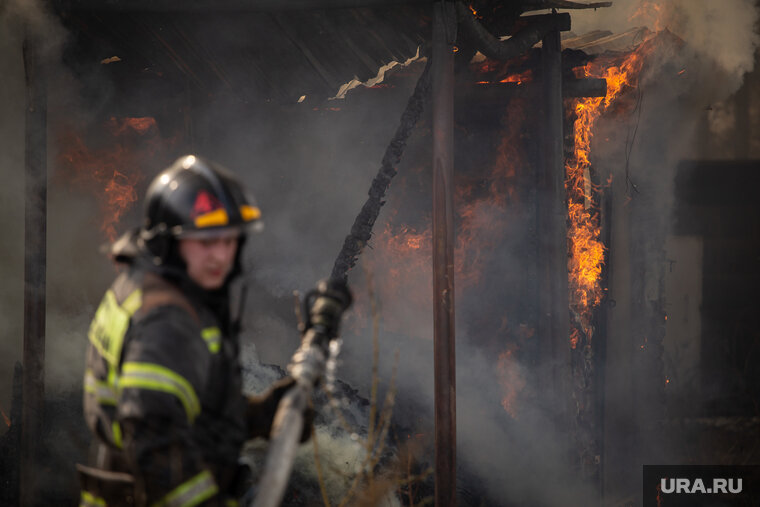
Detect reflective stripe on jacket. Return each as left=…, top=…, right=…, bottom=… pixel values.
left=83, top=265, right=247, bottom=506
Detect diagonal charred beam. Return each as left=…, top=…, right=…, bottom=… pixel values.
left=331, top=59, right=431, bottom=282
left=456, top=2, right=570, bottom=62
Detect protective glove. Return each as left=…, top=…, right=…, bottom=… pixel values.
left=301, top=279, right=353, bottom=339
left=246, top=376, right=313, bottom=442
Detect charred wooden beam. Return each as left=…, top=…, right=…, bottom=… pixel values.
left=0, top=363, right=23, bottom=506
left=58, top=0, right=612, bottom=10
left=591, top=159, right=612, bottom=500
left=460, top=77, right=606, bottom=103
left=456, top=2, right=571, bottom=62
left=536, top=21, right=571, bottom=429
left=432, top=3, right=457, bottom=506
left=563, top=77, right=606, bottom=98
left=21, top=26, right=47, bottom=507
left=331, top=59, right=431, bottom=281
left=57, top=0, right=431, bottom=11
left=509, top=12, right=574, bottom=34
left=522, top=0, right=613, bottom=10
left=734, top=79, right=751, bottom=159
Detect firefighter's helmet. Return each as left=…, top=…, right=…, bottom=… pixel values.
left=140, top=155, right=261, bottom=265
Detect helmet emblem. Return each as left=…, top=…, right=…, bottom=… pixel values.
left=192, top=190, right=223, bottom=218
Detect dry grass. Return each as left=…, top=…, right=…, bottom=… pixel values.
left=308, top=266, right=432, bottom=507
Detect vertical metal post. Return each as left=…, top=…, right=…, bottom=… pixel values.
left=537, top=27, right=570, bottom=413
left=432, top=3, right=456, bottom=505
left=21, top=29, right=47, bottom=507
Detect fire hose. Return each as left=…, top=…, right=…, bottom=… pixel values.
left=253, top=32, right=435, bottom=507
left=252, top=50, right=432, bottom=506
left=251, top=279, right=352, bottom=507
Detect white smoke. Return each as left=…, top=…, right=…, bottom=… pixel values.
left=1, top=0, right=757, bottom=504
left=0, top=0, right=108, bottom=401
left=0, top=0, right=67, bottom=424
left=571, top=0, right=760, bottom=96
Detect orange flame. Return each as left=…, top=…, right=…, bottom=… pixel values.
left=57, top=116, right=175, bottom=242
left=628, top=1, right=668, bottom=32
left=499, top=70, right=533, bottom=85
left=362, top=99, right=527, bottom=338
left=106, top=116, right=157, bottom=136
left=496, top=347, right=524, bottom=419
left=566, top=42, right=653, bottom=346
left=360, top=221, right=432, bottom=336
left=0, top=405, right=10, bottom=428
left=495, top=323, right=533, bottom=419
left=476, top=70, right=533, bottom=86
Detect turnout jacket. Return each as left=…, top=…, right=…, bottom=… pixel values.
left=83, top=238, right=250, bottom=506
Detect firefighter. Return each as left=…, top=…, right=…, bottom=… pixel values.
left=79, top=155, right=310, bottom=506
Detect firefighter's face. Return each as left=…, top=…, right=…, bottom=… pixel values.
left=179, top=231, right=239, bottom=290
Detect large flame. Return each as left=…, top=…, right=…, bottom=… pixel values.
left=355, top=37, right=657, bottom=419
left=566, top=40, right=654, bottom=345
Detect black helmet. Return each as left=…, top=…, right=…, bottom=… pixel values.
left=140, top=155, right=261, bottom=265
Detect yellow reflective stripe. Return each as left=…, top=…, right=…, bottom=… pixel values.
left=153, top=470, right=218, bottom=507
left=112, top=421, right=123, bottom=449
left=200, top=327, right=221, bottom=354
left=108, top=365, right=118, bottom=390
left=239, top=204, right=261, bottom=222
left=194, top=208, right=229, bottom=228
left=225, top=499, right=239, bottom=507
left=87, top=289, right=142, bottom=367
left=120, top=362, right=200, bottom=422
left=88, top=291, right=128, bottom=365
left=84, top=369, right=117, bottom=406
left=121, top=289, right=143, bottom=315
left=80, top=490, right=107, bottom=507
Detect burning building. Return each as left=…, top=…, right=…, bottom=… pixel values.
left=0, top=0, right=759, bottom=505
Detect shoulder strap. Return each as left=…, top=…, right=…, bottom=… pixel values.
left=137, top=271, right=200, bottom=325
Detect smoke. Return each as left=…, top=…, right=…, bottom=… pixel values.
left=244, top=426, right=403, bottom=506
left=266, top=3, right=760, bottom=502
left=2, top=0, right=66, bottom=50
left=0, top=0, right=115, bottom=396
left=0, top=0, right=757, bottom=504
left=0, top=11, right=26, bottom=418
left=574, top=6, right=758, bottom=497
left=571, top=0, right=760, bottom=97
left=0, top=0, right=70, bottom=417
left=0, top=1, right=99, bottom=502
